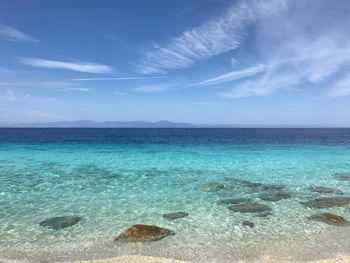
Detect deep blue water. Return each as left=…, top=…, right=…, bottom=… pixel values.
left=1, top=128, right=350, bottom=144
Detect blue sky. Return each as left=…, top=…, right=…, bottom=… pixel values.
left=1, top=0, right=350, bottom=126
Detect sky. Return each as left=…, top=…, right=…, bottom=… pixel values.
left=1, top=0, right=350, bottom=126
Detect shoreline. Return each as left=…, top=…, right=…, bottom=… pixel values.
left=73, top=255, right=350, bottom=263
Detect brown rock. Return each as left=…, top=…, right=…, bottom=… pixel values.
left=115, top=224, right=174, bottom=242
left=308, top=213, right=350, bottom=226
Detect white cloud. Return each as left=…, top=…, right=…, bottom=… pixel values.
left=0, top=25, right=39, bottom=42
left=136, top=0, right=289, bottom=74
left=195, top=64, right=266, bottom=86
left=20, top=57, right=112, bottom=74
left=219, top=38, right=350, bottom=98
left=132, top=84, right=174, bottom=93
left=24, top=94, right=32, bottom=99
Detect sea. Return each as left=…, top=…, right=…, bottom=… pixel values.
left=0, top=128, right=349, bottom=262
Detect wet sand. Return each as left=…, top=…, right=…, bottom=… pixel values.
left=74, top=255, right=350, bottom=263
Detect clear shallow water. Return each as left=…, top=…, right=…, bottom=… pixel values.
left=0, top=129, right=350, bottom=262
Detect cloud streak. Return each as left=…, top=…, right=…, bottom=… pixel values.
left=20, top=58, right=112, bottom=74
left=72, top=76, right=167, bottom=81
left=136, top=0, right=289, bottom=74
left=0, top=25, right=39, bottom=42
left=0, top=80, right=89, bottom=92
left=132, top=84, right=174, bottom=93
left=195, top=64, right=266, bottom=86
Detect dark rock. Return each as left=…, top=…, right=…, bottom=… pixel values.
left=115, top=224, right=174, bottom=242
left=217, top=197, right=253, bottom=205
left=39, top=216, right=81, bottom=230
left=333, top=173, right=350, bottom=181
left=199, top=182, right=225, bottom=192
left=308, top=186, right=343, bottom=195
left=228, top=202, right=272, bottom=213
left=163, top=212, right=188, bottom=220
left=262, top=184, right=286, bottom=191
left=242, top=221, right=254, bottom=228
left=255, top=211, right=273, bottom=217
left=308, top=213, right=350, bottom=226
left=301, top=197, right=350, bottom=209
left=259, top=191, right=291, bottom=201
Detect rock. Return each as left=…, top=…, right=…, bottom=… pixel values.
left=255, top=211, right=273, bottom=217
left=308, top=213, right=350, bottom=226
left=199, top=182, right=225, bottom=192
left=163, top=212, right=188, bottom=220
left=333, top=173, right=350, bottom=181
left=259, top=191, right=291, bottom=202
left=226, top=177, right=262, bottom=188
left=217, top=197, right=253, bottom=205
left=262, top=184, right=286, bottom=191
left=115, top=224, right=174, bottom=242
left=242, top=221, right=254, bottom=228
left=39, top=216, right=81, bottom=230
left=308, top=186, right=343, bottom=195
left=301, top=197, right=350, bottom=209
left=228, top=202, right=272, bottom=213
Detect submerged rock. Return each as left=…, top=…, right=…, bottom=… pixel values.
left=226, top=177, right=262, bottom=188
left=39, top=216, right=81, bottom=230
left=333, top=173, right=350, bottom=181
left=115, top=224, right=174, bottom=242
left=259, top=191, right=291, bottom=202
left=255, top=211, right=273, bottom=217
left=228, top=202, right=272, bottom=213
left=242, top=221, right=254, bottom=228
left=308, top=213, right=350, bottom=226
left=199, top=182, right=225, bottom=192
left=163, top=212, right=188, bottom=220
left=301, top=197, right=350, bottom=209
left=308, top=186, right=343, bottom=195
left=217, top=197, right=253, bottom=205
left=262, top=184, right=286, bottom=191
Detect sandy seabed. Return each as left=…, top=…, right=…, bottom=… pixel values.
left=73, top=255, right=350, bottom=263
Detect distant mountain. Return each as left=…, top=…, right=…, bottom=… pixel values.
left=2, top=120, right=324, bottom=128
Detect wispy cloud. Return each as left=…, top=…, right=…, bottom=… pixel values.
left=132, top=84, right=174, bottom=93
left=0, top=80, right=89, bottom=92
left=0, top=25, right=39, bottom=42
left=136, top=0, right=289, bottom=74
left=195, top=64, right=266, bottom=86
left=20, top=58, right=112, bottom=74
left=220, top=39, right=350, bottom=98
left=0, top=90, right=32, bottom=101
left=184, top=1, right=350, bottom=98
left=113, top=91, right=127, bottom=96
left=71, top=76, right=167, bottom=81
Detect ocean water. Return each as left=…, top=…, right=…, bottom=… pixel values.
left=0, top=128, right=350, bottom=263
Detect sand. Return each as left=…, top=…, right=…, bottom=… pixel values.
left=73, top=255, right=350, bottom=263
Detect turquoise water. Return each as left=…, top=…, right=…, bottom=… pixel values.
left=0, top=129, right=350, bottom=262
